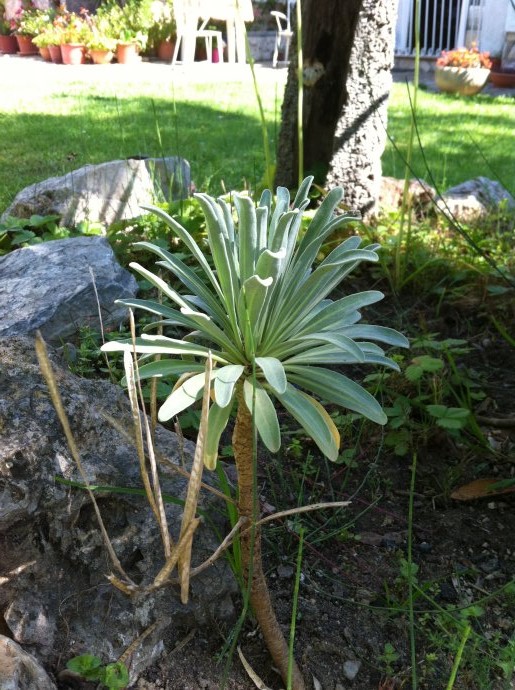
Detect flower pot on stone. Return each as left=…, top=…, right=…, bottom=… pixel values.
left=16, top=34, right=38, bottom=55
left=0, top=34, right=18, bottom=54
left=434, top=66, right=490, bottom=96
left=61, top=43, right=86, bottom=65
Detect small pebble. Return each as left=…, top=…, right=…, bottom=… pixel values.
left=343, top=660, right=361, bottom=680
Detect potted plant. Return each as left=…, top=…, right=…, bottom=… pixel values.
left=0, top=13, right=17, bottom=54
left=435, top=45, right=492, bottom=96
left=86, top=31, right=116, bottom=64
left=489, top=49, right=515, bottom=88
left=58, top=11, right=90, bottom=65
left=148, top=0, right=176, bottom=61
left=98, top=0, right=152, bottom=64
left=32, top=30, right=53, bottom=60
left=13, top=2, right=43, bottom=55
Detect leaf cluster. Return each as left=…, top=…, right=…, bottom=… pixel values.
left=103, top=178, right=408, bottom=467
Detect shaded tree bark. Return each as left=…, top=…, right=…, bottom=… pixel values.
left=275, top=0, right=399, bottom=217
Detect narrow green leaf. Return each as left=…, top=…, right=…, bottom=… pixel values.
left=128, top=263, right=191, bottom=311
left=234, top=194, right=258, bottom=282
left=139, top=205, right=222, bottom=298
left=275, top=384, right=339, bottom=461
left=340, top=325, right=410, bottom=349
left=292, top=175, right=314, bottom=208
left=268, top=186, right=290, bottom=246
left=243, top=379, right=281, bottom=453
left=294, top=291, right=384, bottom=335
left=255, top=357, right=287, bottom=394
left=286, top=366, right=387, bottom=425
left=296, top=186, right=344, bottom=254
left=205, top=401, right=234, bottom=470
left=159, top=370, right=216, bottom=421
left=102, top=336, right=228, bottom=364
left=214, top=365, right=244, bottom=408
left=133, top=241, right=227, bottom=324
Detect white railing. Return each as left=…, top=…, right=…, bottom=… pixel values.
left=395, top=0, right=484, bottom=57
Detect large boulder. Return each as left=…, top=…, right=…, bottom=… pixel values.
left=0, top=337, right=237, bottom=682
left=1, top=157, right=190, bottom=227
left=437, top=177, right=515, bottom=222
left=0, top=236, right=137, bottom=343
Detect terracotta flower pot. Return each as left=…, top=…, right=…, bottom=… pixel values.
left=434, top=66, right=490, bottom=96
left=48, top=44, right=62, bottom=64
left=89, top=48, right=114, bottom=64
left=61, top=43, right=86, bottom=65
left=0, top=34, right=18, bottom=54
left=39, top=46, right=51, bottom=61
left=16, top=34, right=38, bottom=55
left=489, top=70, right=515, bottom=88
left=157, top=39, right=174, bottom=61
left=116, top=42, right=140, bottom=64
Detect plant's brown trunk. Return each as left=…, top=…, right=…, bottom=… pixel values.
left=232, top=393, right=306, bottom=690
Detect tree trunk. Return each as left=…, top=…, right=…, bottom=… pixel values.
left=327, top=0, right=399, bottom=216
left=275, top=0, right=399, bottom=218
left=232, top=391, right=305, bottom=690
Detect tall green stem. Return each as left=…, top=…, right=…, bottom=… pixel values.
left=296, top=0, right=304, bottom=187
left=395, top=0, right=420, bottom=289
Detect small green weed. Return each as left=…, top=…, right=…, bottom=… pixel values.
left=66, top=654, right=129, bottom=689
left=0, top=214, right=103, bottom=255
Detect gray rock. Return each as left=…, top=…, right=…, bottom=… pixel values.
left=0, top=636, right=57, bottom=690
left=0, top=236, right=137, bottom=343
left=2, top=157, right=190, bottom=227
left=0, top=337, right=237, bottom=682
left=438, top=177, right=515, bottom=222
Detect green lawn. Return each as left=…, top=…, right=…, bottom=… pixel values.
left=0, top=63, right=513, bottom=213
left=385, top=84, right=515, bottom=193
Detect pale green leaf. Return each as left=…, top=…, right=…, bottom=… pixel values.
left=340, top=325, right=410, bottom=349
left=274, top=384, right=339, bottom=461
left=255, top=356, right=287, bottom=394
left=214, top=365, right=244, bottom=408
left=294, top=291, right=384, bottom=335
left=139, top=204, right=222, bottom=298
left=234, top=194, right=258, bottom=282
left=286, top=366, right=387, bottom=425
left=204, top=401, right=234, bottom=470
left=243, top=380, right=281, bottom=452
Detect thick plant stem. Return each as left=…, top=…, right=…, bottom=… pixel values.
left=232, top=397, right=306, bottom=690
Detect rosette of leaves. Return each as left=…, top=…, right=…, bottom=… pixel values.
left=102, top=177, right=408, bottom=689
left=103, top=177, right=407, bottom=466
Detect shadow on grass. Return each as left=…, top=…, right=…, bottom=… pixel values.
left=0, top=95, right=274, bottom=212
left=384, top=88, right=515, bottom=191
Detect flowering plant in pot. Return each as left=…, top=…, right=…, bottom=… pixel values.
left=85, top=18, right=117, bottom=64
left=98, top=0, right=153, bottom=61
left=435, top=45, right=492, bottom=95
left=12, top=2, right=45, bottom=54
left=148, top=0, right=176, bottom=59
left=0, top=14, right=17, bottom=54
left=57, top=11, right=91, bottom=64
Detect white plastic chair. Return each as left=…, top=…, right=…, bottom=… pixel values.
left=172, top=0, right=224, bottom=65
left=271, top=1, right=295, bottom=67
